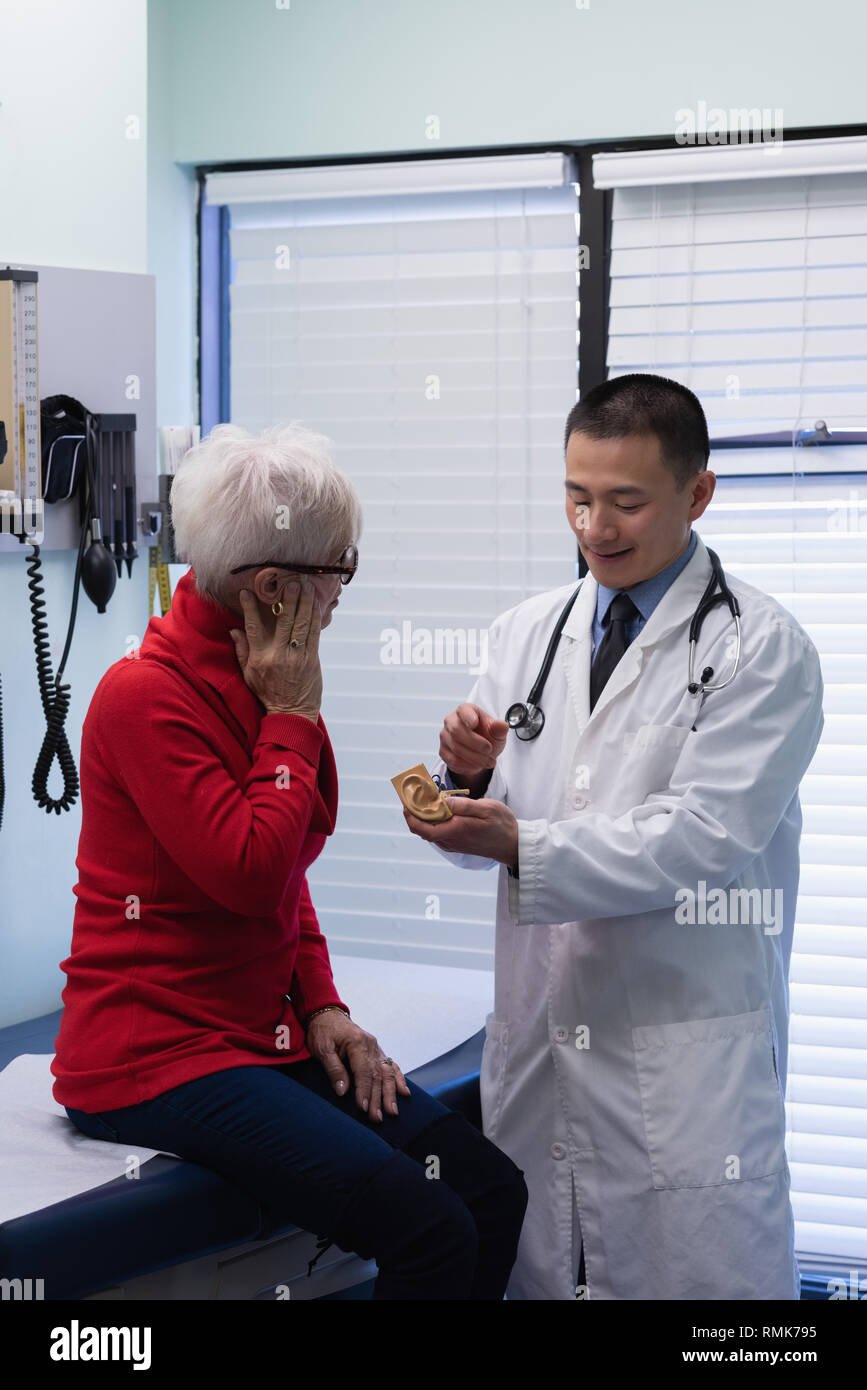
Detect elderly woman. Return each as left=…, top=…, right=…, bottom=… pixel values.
left=52, top=423, right=527, bottom=1300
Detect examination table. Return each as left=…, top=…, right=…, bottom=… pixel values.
left=0, top=957, right=489, bottom=1300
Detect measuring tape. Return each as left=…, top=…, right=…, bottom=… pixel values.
left=0, top=267, right=42, bottom=532
left=148, top=537, right=172, bottom=617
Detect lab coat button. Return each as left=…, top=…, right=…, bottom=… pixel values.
left=551, top=1142, right=567, bottom=1161
left=553, top=1026, right=569, bottom=1043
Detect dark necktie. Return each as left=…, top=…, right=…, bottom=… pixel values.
left=589, top=592, right=639, bottom=712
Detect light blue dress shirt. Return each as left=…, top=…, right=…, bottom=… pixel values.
left=591, top=529, right=697, bottom=660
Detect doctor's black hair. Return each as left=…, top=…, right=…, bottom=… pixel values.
left=563, top=373, right=710, bottom=491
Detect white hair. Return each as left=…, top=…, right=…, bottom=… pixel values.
left=169, top=422, right=363, bottom=606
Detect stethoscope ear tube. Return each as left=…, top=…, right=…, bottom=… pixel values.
left=687, top=550, right=741, bottom=693
left=505, top=580, right=584, bottom=741
left=526, top=582, right=585, bottom=706
left=508, top=548, right=743, bottom=733
left=688, top=612, right=741, bottom=693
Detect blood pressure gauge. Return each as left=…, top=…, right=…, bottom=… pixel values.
left=0, top=267, right=42, bottom=540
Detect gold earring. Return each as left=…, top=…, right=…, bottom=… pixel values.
left=271, top=600, right=283, bottom=616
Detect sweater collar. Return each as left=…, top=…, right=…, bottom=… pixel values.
left=140, top=568, right=275, bottom=752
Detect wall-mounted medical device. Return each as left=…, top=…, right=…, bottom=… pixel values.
left=0, top=268, right=145, bottom=829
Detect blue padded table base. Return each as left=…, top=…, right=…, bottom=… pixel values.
left=0, top=1009, right=484, bottom=1300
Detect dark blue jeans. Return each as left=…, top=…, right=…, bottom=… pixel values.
left=65, top=1057, right=528, bottom=1300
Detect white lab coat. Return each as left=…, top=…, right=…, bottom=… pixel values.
left=430, top=532, right=824, bottom=1300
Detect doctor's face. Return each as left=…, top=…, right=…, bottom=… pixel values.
left=564, top=431, right=715, bottom=589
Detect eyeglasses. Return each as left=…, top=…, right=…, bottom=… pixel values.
left=230, top=544, right=358, bottom=585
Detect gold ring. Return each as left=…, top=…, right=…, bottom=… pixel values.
left=271, top=600, right=283, bottom=616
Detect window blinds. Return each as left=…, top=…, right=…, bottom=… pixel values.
left=604, top=169, right=867, bottom=449
left=599, top=145, right=867, bottom=1269
left=204, top=154, right=579, bottom=971
left=696, top=478, right=867, bottom=1270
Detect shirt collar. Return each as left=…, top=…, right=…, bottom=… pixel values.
left=596, top=530, right=697, bottom=625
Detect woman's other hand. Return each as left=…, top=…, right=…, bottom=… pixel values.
left=305, top=1010, right=412, bottom=1122
left=230, top=579, right=323, bottom=722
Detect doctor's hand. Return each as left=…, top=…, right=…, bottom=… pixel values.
left=404, top=795, right=519, bottom=869
left=440, top=703, right=510, bottom=790
left=304, top=1009, right=411, bottom=1122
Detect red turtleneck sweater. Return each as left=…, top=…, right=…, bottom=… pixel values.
left=51, top=568, right=349, bottom=1111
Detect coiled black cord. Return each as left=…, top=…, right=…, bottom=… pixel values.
left=2, top=407, right=100, bottom=824
left=26, top=543, right=80, bottom=814
left=22, top=407, right=95, bottom=818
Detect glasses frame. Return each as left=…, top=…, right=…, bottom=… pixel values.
left=229, top=544, right=358, bottom=585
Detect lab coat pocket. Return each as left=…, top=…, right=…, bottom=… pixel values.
left=480, top=1012, right=511, bottom=1142
left=620, top=723, right=692, bottom=798
left=632, top=1008, right=786, bottom=1190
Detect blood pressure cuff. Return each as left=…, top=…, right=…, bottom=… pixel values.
left=40, top=394, right=90, bottom=504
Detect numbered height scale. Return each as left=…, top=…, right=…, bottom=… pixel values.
left=0, top=268, right=42, bottom=535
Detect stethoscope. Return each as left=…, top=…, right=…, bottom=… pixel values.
left=505, top=548, right=741, bottom=741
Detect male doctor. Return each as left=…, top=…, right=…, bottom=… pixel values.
left=403, top=373, right=824, bottom=1301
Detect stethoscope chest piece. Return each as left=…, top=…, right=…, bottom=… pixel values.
left=506, top=701, right=545, bottom=741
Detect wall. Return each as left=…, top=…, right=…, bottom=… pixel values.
left=0, top=0, right=149, bottom=1027
left=147, top=0, right=198, bottom=430
left=163, top=0, right=865, bottom=165
left=0, top=0, right=147, bottom=272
